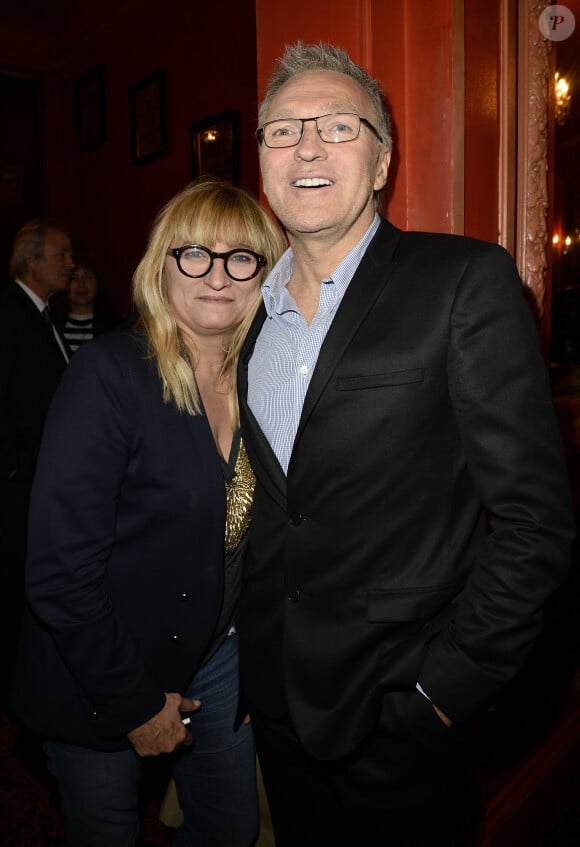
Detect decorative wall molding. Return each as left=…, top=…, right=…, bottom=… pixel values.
left=516, top=0, right=552, bottom=324
left=498, top=0, right=516, bottom=256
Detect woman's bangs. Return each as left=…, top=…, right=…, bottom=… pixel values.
left=173, top=194, right=256, bottom=251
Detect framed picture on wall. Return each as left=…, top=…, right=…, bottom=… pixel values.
left=129, top=69, right=168, bottom=165
left=190, top=110, right=239, bottom=185
left=75, top=65, right=106, bottom=151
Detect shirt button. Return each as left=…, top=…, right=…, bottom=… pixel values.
left=169, top=633, right=182, bottom=643
left=287, top=589, right=301, bottom=603
left=178, top=593, right=191, bottom=601
left=299, top=365, right=308, bottom=375
left=289, top=513, right=303, bottom=526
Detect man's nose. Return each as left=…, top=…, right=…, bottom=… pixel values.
left=294, top=120, right=326, bottom=158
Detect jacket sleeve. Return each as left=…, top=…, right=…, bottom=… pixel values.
left=25, top=339, right=166, bottom=737
left=418, top=243, right=575, bottom=722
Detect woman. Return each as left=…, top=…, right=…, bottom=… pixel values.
left=11, top=178, right=285, bottom=847
left=57, top=256, right=119, bottom=353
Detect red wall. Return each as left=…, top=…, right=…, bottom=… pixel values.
left=464, top=0, right=501, bottom=242
left=0, top=75, right=44, bottom=286
left=1, top=0, right=505, bottom=312
left=255, top=0, right=501, bottom=242
left=372, top=0, right=459, bottom=232
left=1, top=0, right=260, bottom=314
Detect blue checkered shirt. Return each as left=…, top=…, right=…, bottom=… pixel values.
left=247, top=215, right=380, bottom=474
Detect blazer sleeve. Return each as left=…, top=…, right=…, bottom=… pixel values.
left=418, top=243, right=575, bottom=721
left=25, top=338, right=166, bottom=737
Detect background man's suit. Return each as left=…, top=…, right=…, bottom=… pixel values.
left=0, top=281, right=67, bottom=705
left=238, top=219, right=574, bottom=764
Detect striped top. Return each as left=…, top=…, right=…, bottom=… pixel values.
left=63, top=313, right=94, bottom=353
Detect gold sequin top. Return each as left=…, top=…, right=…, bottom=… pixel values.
left=224, top=436, right=255, bottom=553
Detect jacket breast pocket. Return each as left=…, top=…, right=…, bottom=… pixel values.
left=336, top=368, right=424, bottom=392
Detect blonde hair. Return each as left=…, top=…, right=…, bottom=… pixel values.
left=133, top=178, right=285, bottom=424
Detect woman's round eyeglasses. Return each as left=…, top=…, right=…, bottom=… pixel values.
left=167, top=245, right=266, bottom=281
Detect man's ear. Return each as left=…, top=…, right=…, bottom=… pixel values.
left=374, top=148, right=390, bottom=193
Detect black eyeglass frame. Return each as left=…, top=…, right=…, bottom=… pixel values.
left=256, top=113, right=385, bottom=148
left=167, top=245, right=266, bottom=281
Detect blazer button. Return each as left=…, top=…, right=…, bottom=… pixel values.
left=178, top=593, right=191, bottom=601
left=287, top=588, right=301, bottom=603
left=169, top=633, right=182, bottom=643
left=289, top=513, right=303, bottom=526
left=89, top=710, right=99, bottom=720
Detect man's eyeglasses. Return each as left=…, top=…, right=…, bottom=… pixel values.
left=167, top=245, right=266, bottom=282
left=256, top=113, right=384, bottom=148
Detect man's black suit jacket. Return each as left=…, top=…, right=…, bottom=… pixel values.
left=0, top=282, right=67, bottom=502
left=237, top=219, right=575, bottom=761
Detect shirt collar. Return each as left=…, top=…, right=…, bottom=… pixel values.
left=15, top=279, right=47, bottom=312
left=261, top=214, right=381, bottom=317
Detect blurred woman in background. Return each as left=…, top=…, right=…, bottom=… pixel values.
left=56, top=256, right=119, bottom=353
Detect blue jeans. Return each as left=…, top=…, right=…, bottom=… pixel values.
left=44, top=633, right=258, bottom=847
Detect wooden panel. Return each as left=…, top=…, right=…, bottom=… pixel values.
left=464, top=0, right=501, bottom=242
left=373, top=0, right=459, bottom=233
left=256, top=0, right=368, bottom=102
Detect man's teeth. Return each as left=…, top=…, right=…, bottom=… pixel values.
left=294, top=178, right=331, bottom=187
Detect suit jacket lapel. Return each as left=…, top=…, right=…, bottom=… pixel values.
left=13, top=282, right=68, bottom=361
left=294, top=220, right=401, bottom=448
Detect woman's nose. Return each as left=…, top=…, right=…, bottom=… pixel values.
left=204, top=258, right=230, bottom=288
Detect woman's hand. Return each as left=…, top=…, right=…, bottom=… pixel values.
left=128, top=693, right=201, bottom=756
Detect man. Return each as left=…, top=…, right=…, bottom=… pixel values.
left=0, top=218, right=73, bottom=705
left=237, top=42, right=575, bottom=846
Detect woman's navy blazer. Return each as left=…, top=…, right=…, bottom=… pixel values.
left=12, top=323, right=226, bottom=750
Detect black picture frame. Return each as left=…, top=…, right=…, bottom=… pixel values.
left=75, top=65, right=106, bottom=151
left=129, top=69, right=168, bottom=165
left=190, top=110, right=239, bottom=185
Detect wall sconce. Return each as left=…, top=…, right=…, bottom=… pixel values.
left=203, top=129, right=218, bottom=143
left=554, top=232, right=578, bottom=255
left=555, top=72, right=571, bottom=126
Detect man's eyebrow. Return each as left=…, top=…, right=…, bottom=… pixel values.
left=268, top=103, right=356, bottom=119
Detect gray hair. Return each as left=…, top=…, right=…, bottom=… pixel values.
left=258, top=41, right=393, bottom=152
left=10, top=218, right=70, bottom=280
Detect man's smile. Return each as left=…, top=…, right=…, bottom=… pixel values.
left=292, top=177, right=333, bottom=188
